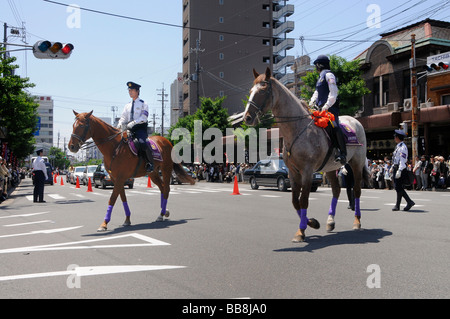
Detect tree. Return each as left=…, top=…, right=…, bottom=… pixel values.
left=0, top=52, right=39, bottom=159
left=49, top=147, right=70, bottom=169
left=301, top=55, right=370, bottom=116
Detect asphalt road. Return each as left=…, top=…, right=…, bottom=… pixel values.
left=1, top=176, right=450, bottom=300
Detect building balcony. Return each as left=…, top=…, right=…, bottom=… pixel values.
left=273, top=38, right=295, bottom=55
left=273, top=21, right=294, bottom=37
left=273, top=4, right=294, bottom=20
left=273, top=55, right=295, bottom=72
left=278, top=73, right=295, bottom=85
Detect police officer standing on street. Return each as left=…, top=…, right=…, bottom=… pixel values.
left=117, top=81, right=154, bottom=172
left=391, top=130, right=415, bottom=211
left=32, top=148, right=48, bottom=203
left=309, top=54, right=347, bottom=164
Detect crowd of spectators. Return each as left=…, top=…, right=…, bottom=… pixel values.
left=368, top=155, right=450, bottom=191
left=0, top=156, right=28, bottom=203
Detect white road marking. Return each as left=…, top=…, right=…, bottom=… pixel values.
left=0, top=226, right=82, bottom=239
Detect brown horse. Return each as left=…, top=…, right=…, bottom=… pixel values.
left=68, top=110, right=195, bottom=231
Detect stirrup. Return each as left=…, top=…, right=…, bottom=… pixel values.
left=146, top=162, right=154, bottom=172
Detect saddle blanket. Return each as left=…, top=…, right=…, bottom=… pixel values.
left=128, top=138, right=163, bottom=161
left=340, top=123, right=361, bottom=146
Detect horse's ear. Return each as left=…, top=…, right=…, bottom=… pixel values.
left=253, top=68, right=259, bottom=79
left=86, top=110, right=93, bottom=118
left=265, top=67, right=272, bottom=80
left=73, top=110, right=79, bottom=116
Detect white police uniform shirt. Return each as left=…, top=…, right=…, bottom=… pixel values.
left=32, top=156, right=48, bottom=179
left=117, top=98, right=149, bottom=130
left=393, top=141, right=408, bottom=171
left=309, top=72, right=338, bottom=111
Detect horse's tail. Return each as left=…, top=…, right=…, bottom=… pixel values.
left=173, top=163, right=196, bottom=185
left=362, top=163, right=371, bottom=188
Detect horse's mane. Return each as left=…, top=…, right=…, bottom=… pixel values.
left=270, top=76, right=311, bottom=113
left=91, top=113, right=120, bottom=132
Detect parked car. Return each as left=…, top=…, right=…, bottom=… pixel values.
left=71, top=166, right=86, bottom=184
left=170, top=165, right=196, bottom=184
left=82, top=165, right=98, bottom=185
left=93, top=164, right=134, bottom=189
left=243, top=156, right=323, bottom=192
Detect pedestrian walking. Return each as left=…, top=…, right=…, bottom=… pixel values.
left=32, top=149, right=48, bottom=203
left=391, top=130, right=415, bottom=211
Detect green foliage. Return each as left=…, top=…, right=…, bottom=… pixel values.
left=168, top=96, right=230, bottom=146
left=301, top=55, right=370, bottom=116
left=49, top=147, right=71, bottom=169
left=0, top=52, right=39, bottom=159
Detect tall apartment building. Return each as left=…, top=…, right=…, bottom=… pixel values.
left=170, top=72, right=184, bottom=126
left=182, top=0, right=295, bottom=116
left=34, top=96, right=54, bottom=152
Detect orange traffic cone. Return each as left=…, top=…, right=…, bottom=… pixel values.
left=76, top=176, right=80, bottom=188
left=87, top=177, right=93, bottom=192
left=53, top=173, right=57, bottom=184
left=147, top=175, right=153, bottom=188
left=231, top=176, right=241, bottom=195
left=60, top=176, right=64, bottom=185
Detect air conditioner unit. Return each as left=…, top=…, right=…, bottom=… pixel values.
left=387, top=102, right=399, bottom=112
left=420, top=101, right=434, bottom=108
left=403, top=98, right=412, bottom=111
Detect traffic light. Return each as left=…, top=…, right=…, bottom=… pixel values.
left=426, top=61, right=449, bottom=72
left=33, top=40, right=74, bottom=59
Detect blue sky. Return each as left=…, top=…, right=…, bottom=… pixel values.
left=1, top=0, right=449, bottom=149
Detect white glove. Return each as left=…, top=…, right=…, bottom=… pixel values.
left=341, top=167, right=348, bottom=176
left=395, top=169, right=402, bottom=179
left=126, top=121, right=136, bottom=130
left=322, top=104, right=330, bottom=111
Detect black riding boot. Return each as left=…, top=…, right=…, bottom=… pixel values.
left=334, top=126, right=347, bottom=165
left=392, top=192, right=402, bottom=211
left=140, top=143, right=154, bottom=172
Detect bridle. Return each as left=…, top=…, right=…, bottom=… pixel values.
left=71, top=116, right=91, bottom=147
left=247, top=80, right=273, bottom=122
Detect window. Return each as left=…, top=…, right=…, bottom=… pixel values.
left=219, top=0, right=224, bottom=4
left=442, top=94, right=450, bottom=105
left=219, top=72, right=224, bottom=79
left=219, top=17, right=224, bottom=23
left=219, top=35, right=224, bottom=41
left=219, top=53, right=224, bottom=60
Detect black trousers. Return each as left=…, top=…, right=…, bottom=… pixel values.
left=33, top=170, right=45, bottom=202
left=393, top=166, right=413, bottom=207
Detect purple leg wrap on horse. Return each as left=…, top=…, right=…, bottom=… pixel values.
left=123, top=202, right=131, bottom=217
left=160, top=193, right=167, bottom=215
left=328, top=197, right=338, bottom=216
left=105, top=205, right=113, bottom=223
left=297, top=209, right=308, bottom=230
left=355, top=198, right=361, bottom=217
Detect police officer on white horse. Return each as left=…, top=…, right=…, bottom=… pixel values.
left=309, top=54, right=347, bottom=164
left=117, top=81, right=154, bottom=172
left=391, top=129, right=415, bottom=211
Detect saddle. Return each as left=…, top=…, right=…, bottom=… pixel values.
left=325, top=123, right=362, bottom=146
left=128, top=137, right=163, bottom=161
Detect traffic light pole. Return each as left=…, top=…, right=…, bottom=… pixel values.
left=410, top=34, right=419, bottom=166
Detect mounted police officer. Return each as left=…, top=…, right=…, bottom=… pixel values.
left=391, top=129, right=415, bottom=211
left=309, top=54, right=347, bottom=164
left=117, top=81, right=154, bottom=172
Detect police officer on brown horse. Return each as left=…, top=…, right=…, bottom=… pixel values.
left=309, top=55, right=347, bottom=164
left=117, top=81, right=154, bottom=172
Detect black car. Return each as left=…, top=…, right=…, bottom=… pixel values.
left=93, top=164, right=134, bottom=189
left=243, top=157, right=323, bottom=192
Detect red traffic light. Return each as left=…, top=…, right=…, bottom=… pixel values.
left=61, top=43, right=74, bottom=55
left=33, top=40, right=74, bottom=59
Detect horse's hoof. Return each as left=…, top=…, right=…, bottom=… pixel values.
left=292, top=229, right=306, bottom=243
left=352, top=223, right=361, bottom=230
left=97, top=226, right=107, bottom=232
left=122, top=221, right=131, bottom=227
left=156, top=210, right=170, bottom=222
left=165, top=210, right=170, bottom=218
left=308, top=218, right=320, bottom=229
left=326, top=215, right=335, bottom=232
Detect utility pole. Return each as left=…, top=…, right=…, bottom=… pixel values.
left=410, top=34, right=419, bottom=166
left=190, top=31, right=205, bottom=110
left=157, top=83, right=168, bottom=136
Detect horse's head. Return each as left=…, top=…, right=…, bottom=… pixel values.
left=68, top=110, right=93, bottom=153
left=244, top=67, right=273, bottom=126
